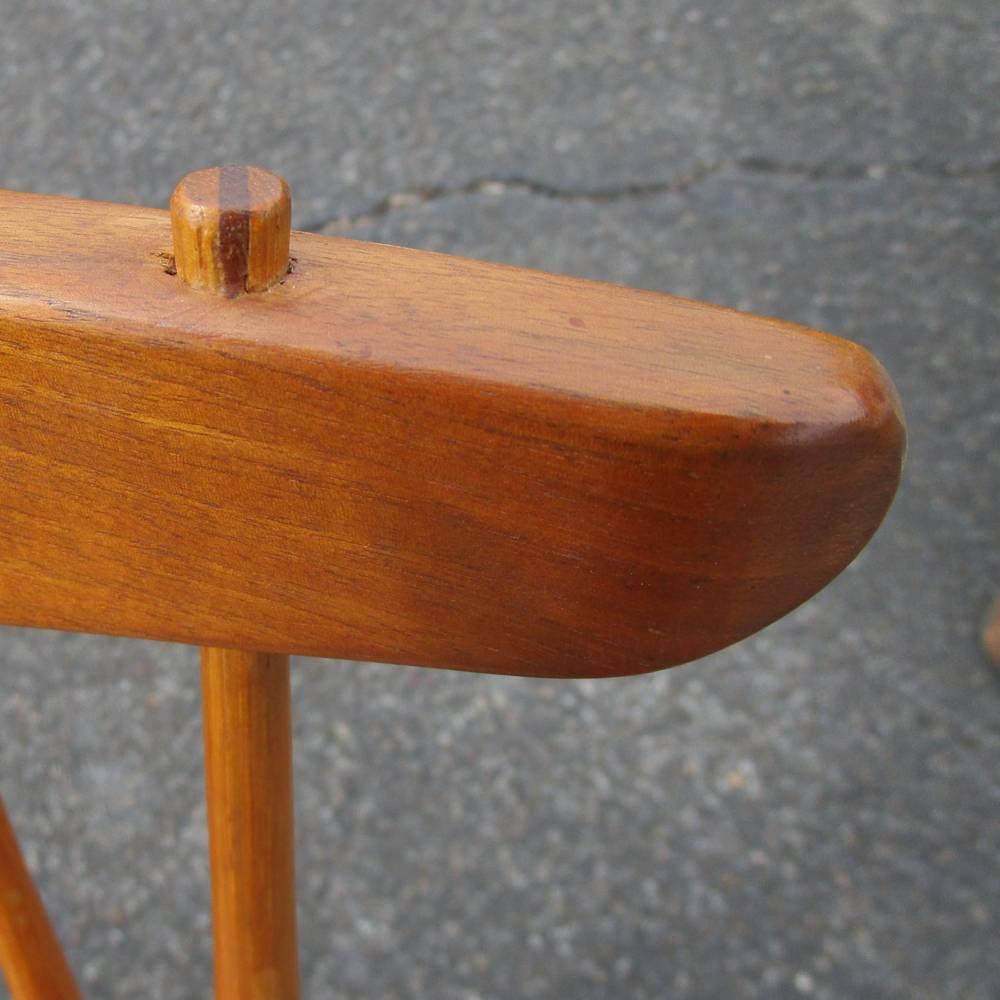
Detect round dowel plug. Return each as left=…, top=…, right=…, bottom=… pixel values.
left=170, top=165, right=291, bottom=297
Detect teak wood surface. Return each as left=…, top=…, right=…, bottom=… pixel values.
left=0, top=797, right=81, bottom=999
left=0, top=188, right=904, bottom=677
left=201, top=648, right=299, bottom=999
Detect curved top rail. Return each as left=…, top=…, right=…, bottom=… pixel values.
left=0, top=183, right=903, bottom=677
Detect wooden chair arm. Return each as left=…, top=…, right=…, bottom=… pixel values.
left=0, top=185, right=904, bottom=677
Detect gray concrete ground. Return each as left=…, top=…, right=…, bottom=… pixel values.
left=1, top=1, right=998, bottom=997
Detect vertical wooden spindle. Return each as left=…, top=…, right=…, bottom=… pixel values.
left=0, top=797, right=81, bottom=1000
left=201, top=650, right=299, bottom=1000
left=171, top=166, right=299, bottom=999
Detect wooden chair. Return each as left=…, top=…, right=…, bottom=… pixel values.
left=0, top=166, right=905, bottom=998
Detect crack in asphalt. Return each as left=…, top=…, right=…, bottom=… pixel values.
left=306, top=157, right=1000, bottom=233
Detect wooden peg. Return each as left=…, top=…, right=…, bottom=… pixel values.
left=170, top=165, right=291, bottom=296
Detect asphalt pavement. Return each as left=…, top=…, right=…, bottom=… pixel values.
left=0, top=2, right=997, bottom=997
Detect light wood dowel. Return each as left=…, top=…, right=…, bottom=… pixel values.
left=0, top=797, right=81, bottom=1000
left=201, top=648, right=300, bottom=1000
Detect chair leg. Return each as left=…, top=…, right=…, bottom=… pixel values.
left=0, top=796, right=81, bottom=1000
left=201, top=648, right=300, bottom=1000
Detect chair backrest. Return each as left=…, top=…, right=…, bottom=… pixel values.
left=0, top=166, right=905, bottom=1000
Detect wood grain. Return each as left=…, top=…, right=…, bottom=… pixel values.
left=0, top=188, right=905, bottom=677
left=201, top=648, right=299, bottom=1000
left=0, top=797, right=81, bottom=1000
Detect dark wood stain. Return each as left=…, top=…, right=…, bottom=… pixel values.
left=217, top=166, right=251, bottom=297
